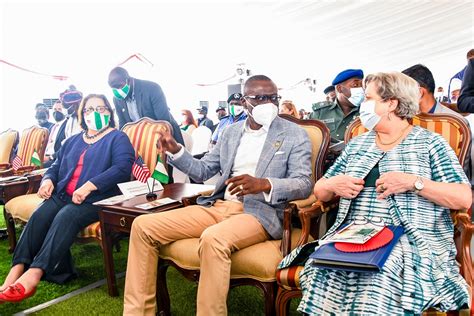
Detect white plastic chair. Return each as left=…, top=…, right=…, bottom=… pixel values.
left=191, top=126, right=212, bottom=156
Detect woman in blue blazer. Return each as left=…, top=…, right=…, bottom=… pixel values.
left=0, top=94, right=134, bottom=303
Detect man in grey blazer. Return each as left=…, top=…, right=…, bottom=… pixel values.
left=108, top=67, right=184, bottom=145
left=123, top=75, right=313, bottom=315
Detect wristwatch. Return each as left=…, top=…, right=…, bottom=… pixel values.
left=413, top=176, right=424, bottom=193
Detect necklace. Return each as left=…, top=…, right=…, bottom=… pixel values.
left=376, top=124, right=411, bottom=146
left=84, top=126, right=110, bottom=140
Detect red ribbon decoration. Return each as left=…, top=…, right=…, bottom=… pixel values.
left=195, top=74, right=237, bottom=87
left=0, top=59, right=68, bottom=80
left=117, top=53, right=154, bottom=67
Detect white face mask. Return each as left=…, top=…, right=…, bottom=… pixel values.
left=246, top=102, right=278, bottom=130
left=229, top=105, right=244, bottom=116
left=345, top=87, right=365, bottom=107
left=198, top=114, right=205, bottom=119
left=85, top=112, right=110, bottom=131
left=434, top=91, right=443, bottom=99
left=359, top=100, right=381, bottom=130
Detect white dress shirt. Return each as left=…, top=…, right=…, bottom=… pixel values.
left=168, top=120, right=274, bottom=203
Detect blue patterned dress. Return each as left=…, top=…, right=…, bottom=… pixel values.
left=278, top=126, right=470, bottom=315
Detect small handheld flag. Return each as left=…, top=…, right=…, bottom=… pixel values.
left=30, top=150, right=41, bottom=167
left=132, top=156, right=151, bottom=183
left=12, top=155, right=23, bottom=171
left=152, top=155, right=169, bottom=184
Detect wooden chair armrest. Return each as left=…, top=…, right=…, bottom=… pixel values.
left=288, top=194, right=317, bottom=209
left=0, top=168, right=13, bottom=177
left=280, top=196, right=340, bottom=256
left=454, top=211, right=474, bottom=290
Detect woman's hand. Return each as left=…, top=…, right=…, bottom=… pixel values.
left=327, top=175, right=365, bottom=199
left=38, top=179, right=54, bottom=199
left=375, top=172, right=416, bottom=199
left=72, top=181, right=97, bottom=205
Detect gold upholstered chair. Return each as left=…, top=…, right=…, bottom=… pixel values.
left=155, top=115, right=330, bottom=315
left=4, top=118, right=172, bottom=252
left=0, top=129, right=19, bottom=171
left=0, top=126, right=48, bottom=177
left=275, top=112, right=473, bottom=316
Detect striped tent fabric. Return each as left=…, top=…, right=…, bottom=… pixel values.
left=16, top=126, right=48, bottom=168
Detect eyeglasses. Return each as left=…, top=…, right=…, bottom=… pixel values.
left=83, top=106, right=109, bottom=114
left=244, top=94, right=282, bottom=105
left=353, top=216, right=385, bottom=227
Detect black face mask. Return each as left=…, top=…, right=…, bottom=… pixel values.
left=52, top=111, right=65, bottom=122
left=65, top=103, right=77, bottom=115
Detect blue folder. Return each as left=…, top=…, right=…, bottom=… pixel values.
left=310, top=225, right=404, bottom=273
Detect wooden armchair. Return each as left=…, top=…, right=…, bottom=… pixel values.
left=156, top=115, right=330, bottom=315
left=275, top=112, right=473, bottom=316
left=0, top=125, right=48, bottom=177
left=4, top=118, right=172, bottom=252
left=0, top=129, right=19, bottom=171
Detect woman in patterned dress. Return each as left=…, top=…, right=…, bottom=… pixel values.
left=279, top=72, right=471, bottom=315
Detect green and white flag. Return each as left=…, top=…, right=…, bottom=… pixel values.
left=30, top=149, right=41, bottom=167
left=152, top=155, right=169, bottom=184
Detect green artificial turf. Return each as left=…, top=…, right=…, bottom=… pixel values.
left=0, top=206, right=301, bottom=315
left=0, top=210, right=129, bottom=316
left=33, top=270, right=301, bottom=316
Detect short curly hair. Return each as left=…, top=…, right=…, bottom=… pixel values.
left=364, top=72, right=420, bottom=119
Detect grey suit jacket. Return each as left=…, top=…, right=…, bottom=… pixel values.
left=169, top=116, right=314, bottom=239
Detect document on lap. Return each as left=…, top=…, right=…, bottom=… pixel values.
left=117, top=179, right=164, bottom=197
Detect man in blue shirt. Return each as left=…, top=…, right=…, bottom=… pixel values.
left=211, top=93, right=247, bottom=145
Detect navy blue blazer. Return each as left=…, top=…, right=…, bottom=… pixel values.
left=112, top=78, right=184, bottom=145
left=43, top=129, right=134, bottom=203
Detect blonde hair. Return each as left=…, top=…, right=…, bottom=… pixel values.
left=364, top=72, right=420, bottom=119
left=280, top=100, right=299, bottom=118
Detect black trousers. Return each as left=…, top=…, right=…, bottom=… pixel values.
left=12, top=194, right=100, bottom=284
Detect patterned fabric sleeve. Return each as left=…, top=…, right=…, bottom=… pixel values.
left=429, top=133, right=469, bottom=184
left=323, top=145, right=349, bottom=179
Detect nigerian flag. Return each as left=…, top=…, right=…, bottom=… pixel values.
left=30, top=149, right=41, bottom=167
left=152, top=155, right=169, bottom=184
left=91, top=112, right=110, bottom=130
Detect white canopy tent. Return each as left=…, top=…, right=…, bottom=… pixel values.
left=0, top=0, right=472, bottom=132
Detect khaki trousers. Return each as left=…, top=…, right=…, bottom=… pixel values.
left=123, top=200, right=269, bottom=316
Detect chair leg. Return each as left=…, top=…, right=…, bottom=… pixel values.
left=4, top=209, right=16, bottom=253
left=276, top=288, right=302, bottom=316
left=261, top=282, right=276, bottom=316
left=156, top=261, right=171, bottom=316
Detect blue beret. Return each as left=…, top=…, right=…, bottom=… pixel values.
left=227, top=93, right=242, bottom=103
left=332, top=69, right=364, bottom=86
left=323, top=85, right=335, bottom=95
